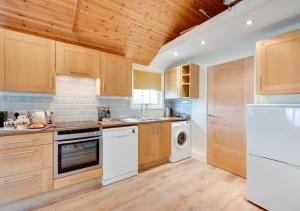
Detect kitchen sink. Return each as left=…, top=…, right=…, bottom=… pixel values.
left=120, top=117, right=163, bottom=123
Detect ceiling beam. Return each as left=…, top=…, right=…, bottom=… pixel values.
left=72, top=0, right=82, bottom=32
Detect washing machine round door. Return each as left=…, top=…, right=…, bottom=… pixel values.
left=174, top=129, right=189, bottom=151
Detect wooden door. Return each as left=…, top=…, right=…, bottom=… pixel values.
left=56, top=42, right=100, bottom=78
left=100, top=53, right=132, bottom=97
left=165, top=67, right=180, bottom=99
left=157, top=122, right=171, bottom=159
left=256, top=29, right=300, bottom=94
left=0, top=29, right=3, bottom=90
left=3, top=30, right=55, bottom=93
left=207, top=57, right=254, bottom=178
left=138, top=123, right=157, bottom=165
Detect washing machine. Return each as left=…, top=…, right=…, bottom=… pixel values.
left=169, top=120, right=191, bottom=162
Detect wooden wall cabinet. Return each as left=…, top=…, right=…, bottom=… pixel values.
left=0, top=132, right=53, bottom=205
left=165, top=67, right=180, bottom=99
left=256, top=29, right=300, bottom=94
left=98, top=53, right=132, bottom=97
left=56, top=42, right=100, bottom=78
left=164, top=63, right=199, bottom=99
left=0, top=29, right=55, bottom=93
left=138, top=122, right=170, bottom=171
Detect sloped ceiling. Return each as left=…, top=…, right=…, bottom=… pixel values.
left=0, top=0, right=227, bottom=65
left=150, top=0, right=300, bottom=70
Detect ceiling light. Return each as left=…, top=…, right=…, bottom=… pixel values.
left=201, top=40, right=206, bottom=45
left=246, top=20, right=253, bottom=26
left=173, top=52, right=178, bottom=56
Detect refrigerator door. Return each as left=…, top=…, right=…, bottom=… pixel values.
left=247, top=154, right=300, bottom=211
left=247, top=105, right=300, bottom=166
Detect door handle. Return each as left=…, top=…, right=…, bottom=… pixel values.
left=208, top=114, right=215, bottom=118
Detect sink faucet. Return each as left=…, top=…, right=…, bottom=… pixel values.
left=140, top=104, right=149, bottom=119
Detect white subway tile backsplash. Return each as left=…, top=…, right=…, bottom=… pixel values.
left=0, top=76, right=163, bottom=122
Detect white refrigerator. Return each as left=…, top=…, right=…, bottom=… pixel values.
left=247, top=105, right=300, bottom=211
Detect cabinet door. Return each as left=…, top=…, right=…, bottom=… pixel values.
left=165, top=67, right=180, bottom=99
left=157, top=122, right=171, bottom=159
left=138, top=123, right=157, bottom=165
left=3, top=30, right=55, bottom=93
left=256, top=29, right=300, bottom=94
left=0, top=168, right=52, bottom=205
left=190, top=64, right=200, bottom=98
left=0, top=144, right=53, bottom=177
left=56, top=42, right=100, bottom=78
left=100, top=53, right=132, bottom=96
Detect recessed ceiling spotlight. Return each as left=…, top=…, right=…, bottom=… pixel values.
left=173, top=52, right=178, bottom=56
left=246, top=19, right=253, bottom=26
left=201, top=40, right=206, bottom=45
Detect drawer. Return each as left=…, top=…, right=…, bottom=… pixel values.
left=0, top=168, right=53, bottom=205
left=0, top=132, right=52, bottom=150
left=0, top=144, right=53, bottom=177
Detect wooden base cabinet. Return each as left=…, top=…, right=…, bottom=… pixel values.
left=0, top=168, right=52, bottom=205
left=0, top=132, right=53, bottom=205
left=138, top=122, right=170, bottom=171
left=256, top=28, right=300, bottom=94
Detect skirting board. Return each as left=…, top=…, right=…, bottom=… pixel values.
left=192, top=151, right=206, bottom=162
left=102, top=171, right=138, bottom=186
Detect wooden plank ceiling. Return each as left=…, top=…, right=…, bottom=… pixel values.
left=0, top=0, right=227, bottom=65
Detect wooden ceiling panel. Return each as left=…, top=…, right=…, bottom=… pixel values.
left=0, top=0, right=227, bottom=65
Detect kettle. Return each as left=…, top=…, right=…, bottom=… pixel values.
left=164, top=107, right=172, bottom=117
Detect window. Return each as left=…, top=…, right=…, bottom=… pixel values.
left=132, top=89, right=163, bottom=109
left=131, top=70, right=164, bottom=109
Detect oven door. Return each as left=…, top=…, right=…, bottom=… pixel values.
left=54, top=136, right=101, bottom=179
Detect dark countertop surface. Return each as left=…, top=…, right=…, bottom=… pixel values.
left=0, top=117, right=190, bottom=137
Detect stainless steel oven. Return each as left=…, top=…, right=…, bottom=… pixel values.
left=54, top=127, right=102, bottom=179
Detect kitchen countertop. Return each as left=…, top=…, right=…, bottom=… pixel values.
left=0, top=127, right=55, bottom=137
left=0, top=117, right=189, bottom=136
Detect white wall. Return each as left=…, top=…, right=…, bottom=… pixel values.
left=190, top=67, right=207, bottom=161
left=189, top=25, right=300, bottom=162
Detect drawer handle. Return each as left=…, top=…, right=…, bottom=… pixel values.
left=0, top=175, right=39, bottom=185
left=0, top=139, right=36, bottom=146
left=0, top=150, right=36, bottom=157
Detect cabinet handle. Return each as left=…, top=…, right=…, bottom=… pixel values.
left=103, top=81, right=105, bottom=92
left=0, top=175, right=39, bottom=185
left=70, top=71, right=90, bottom=76
left=0, top=150, right=35, bottom=158
left=0, top=139, right=35, bottom=146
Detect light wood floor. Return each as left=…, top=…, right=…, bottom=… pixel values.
left=34, top=159, right=262, bottom=211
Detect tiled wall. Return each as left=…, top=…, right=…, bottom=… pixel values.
left=0, top=76, right=163, bottom=122
left=165, top=99, right=192, bottom=116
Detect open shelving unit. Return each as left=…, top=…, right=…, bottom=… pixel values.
left=180, top=64, right=191, bottom=98
left=164, top=63, right=199, bottom=99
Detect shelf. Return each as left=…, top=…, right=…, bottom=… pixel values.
left=182, top=83, right=190, bottom=85
left=181, top=74, right=190, bottom=77
left=181, top=65, right=190, bottom=75
left=181, top=84, right=190, bottom=98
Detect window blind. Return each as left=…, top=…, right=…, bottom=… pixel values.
left=133, top=70, right=161, bottom=91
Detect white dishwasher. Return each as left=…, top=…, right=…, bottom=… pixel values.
left=102, top=126, right=138, bottom=185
